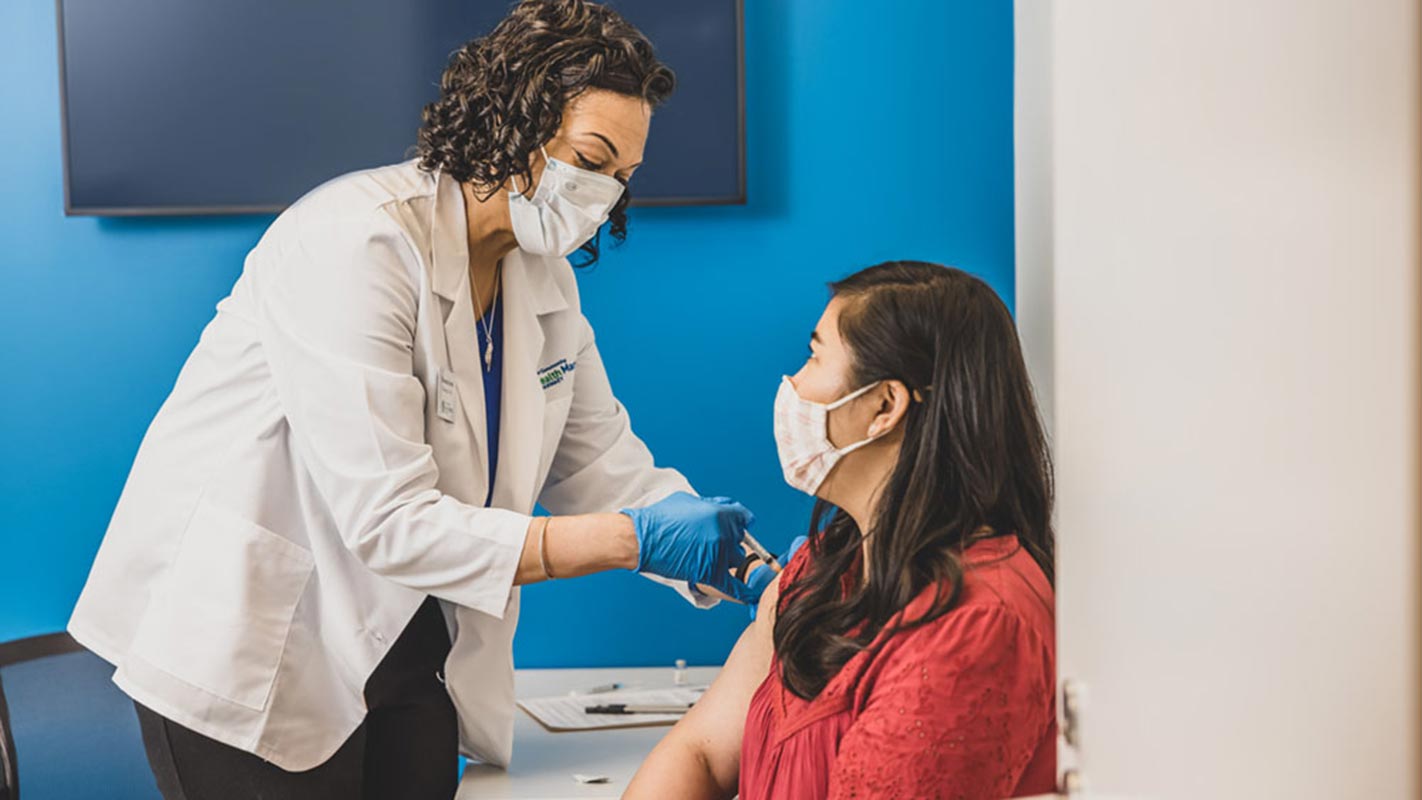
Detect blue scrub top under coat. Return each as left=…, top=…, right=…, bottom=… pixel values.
left=477, top=292, right=503, bottom=507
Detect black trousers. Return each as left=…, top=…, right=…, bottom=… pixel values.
left=133, top=595, right=459, bottom=800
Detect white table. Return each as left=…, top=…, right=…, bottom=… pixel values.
left=456, top=665, right=721, bottom=800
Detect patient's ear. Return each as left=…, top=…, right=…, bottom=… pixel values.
left=866, top=380, right=912, bottom=439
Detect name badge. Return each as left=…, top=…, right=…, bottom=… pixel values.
left=437, top=369, right=458, bottom=423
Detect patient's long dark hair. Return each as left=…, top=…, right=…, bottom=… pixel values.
left=773, top=261, right=1055, bottom=700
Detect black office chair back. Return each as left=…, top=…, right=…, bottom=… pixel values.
left=0, top=633, right=159, bottom=800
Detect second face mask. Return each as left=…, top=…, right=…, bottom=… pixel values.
left=773, top=376, right=885, bottom=496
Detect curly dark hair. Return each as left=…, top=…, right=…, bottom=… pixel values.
left=415, top=0, right=675, bottom=266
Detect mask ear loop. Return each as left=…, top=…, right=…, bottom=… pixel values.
left=508, top=144, right=553, bottom=198
left=857, top=381, right=930, bottom=439
left=823, top=380, right=891, bottom=455
left=824, top=380, right=884, bottom=411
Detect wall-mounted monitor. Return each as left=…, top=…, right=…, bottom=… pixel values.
left=55, top=0, right=744, bottom=215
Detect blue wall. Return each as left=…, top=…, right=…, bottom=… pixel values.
left=0, top=0, right=1014, bottom=668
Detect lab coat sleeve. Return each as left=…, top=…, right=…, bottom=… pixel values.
left=251, top=203, right=529, bottom=620
left=537, top=314, right=718, bottom=608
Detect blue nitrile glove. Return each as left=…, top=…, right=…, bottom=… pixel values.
left=622, top=492, right=757, bottom=604
left=746, top=535, right=808, bottom=620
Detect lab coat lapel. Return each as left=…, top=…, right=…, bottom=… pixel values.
left=491, top=249, right=553, bottom=514
left=430, top=171, right=490, bottom=498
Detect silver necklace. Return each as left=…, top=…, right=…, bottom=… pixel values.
left=469, top=262, right=502, bottom=372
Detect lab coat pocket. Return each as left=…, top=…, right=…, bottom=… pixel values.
left=129, top=499, right=314, bottom=712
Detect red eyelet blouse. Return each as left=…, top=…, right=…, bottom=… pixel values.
left=739, top=534, right=1057, bottom=800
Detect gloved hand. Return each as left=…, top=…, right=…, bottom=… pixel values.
left=746, top=535, right=808, bottom=620
left=622, top=492, right=757, bottom=604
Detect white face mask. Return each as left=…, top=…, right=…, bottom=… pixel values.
left=773, top=376, right=885, bottom=496
left=508, top=145, right=625, bottom=258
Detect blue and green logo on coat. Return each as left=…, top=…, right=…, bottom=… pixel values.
left=538, top=359, right=576, bottom=390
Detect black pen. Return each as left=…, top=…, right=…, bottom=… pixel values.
left=584, top=703, right=693, bottom=715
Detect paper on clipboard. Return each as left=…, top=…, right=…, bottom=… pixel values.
left=517, top=686, right=706, bottom=732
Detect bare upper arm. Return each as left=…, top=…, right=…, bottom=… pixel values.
left=625, top=575, right=781, bottom=798
left=755, top=572, right=782, bottom=628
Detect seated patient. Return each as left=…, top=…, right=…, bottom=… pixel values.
left=627, top=261, right=1057, bottom=800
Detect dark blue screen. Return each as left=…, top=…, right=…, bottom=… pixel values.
left=57, top=0, right=743, bottom=213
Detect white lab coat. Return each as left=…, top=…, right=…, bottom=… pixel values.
left=66, top=160, right=711, bottom=771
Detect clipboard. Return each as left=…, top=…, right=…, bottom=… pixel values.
left=517, top=686, right=706, bottom=732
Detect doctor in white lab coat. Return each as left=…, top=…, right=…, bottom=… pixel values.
left=67, top=3, right=764, bottom=798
